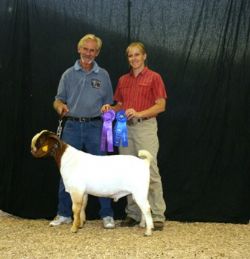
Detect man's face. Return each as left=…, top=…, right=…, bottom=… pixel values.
left=127, top=47, right=146, bottom=70
left=78, top=39, right=100, bottom=65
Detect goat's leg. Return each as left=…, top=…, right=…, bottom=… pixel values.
left=79, top=194, right=88, bottom=228
left=134, top=197, right=153, bottom=236
left=139, top=213, right=146, bottom=228
left=70, top=192, right=83, bottom=233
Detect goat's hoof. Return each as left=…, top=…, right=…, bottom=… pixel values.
left=71, top=226, right=78, bottom=233
left=79, top=224, right=84, bottom=229
left=79, top=221, right=86, bottom=228
left=144, top=230, right=152, bottom=236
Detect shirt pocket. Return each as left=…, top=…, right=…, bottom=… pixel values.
left=137, top=82, right=153, bottom=99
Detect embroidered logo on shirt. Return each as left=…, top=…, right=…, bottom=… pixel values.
left=91, top=79, right=101, bottom=89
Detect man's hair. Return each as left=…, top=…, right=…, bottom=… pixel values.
left=126, top=42, right=146, bottom=55
left=78, top=34, right=102, bottom=51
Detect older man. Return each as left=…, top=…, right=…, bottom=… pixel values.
left=51, top=34, right=115, bottom=229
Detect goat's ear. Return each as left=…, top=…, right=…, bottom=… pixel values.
left=47, top=133, right=61, bottom=145
left=48, top=132, right=60, bottom=140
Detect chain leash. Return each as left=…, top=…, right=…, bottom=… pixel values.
left=56, top=119, right=63, bottom=138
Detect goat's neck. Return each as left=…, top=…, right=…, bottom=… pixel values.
left=52, top=142, right=68, bottom=168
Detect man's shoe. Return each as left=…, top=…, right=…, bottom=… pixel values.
left=120, top=216, right=139, bottom=227
left=153, top=221, right=164, bottom=231
left=103, top=216, right=115, bottom=229
left=49, top=215, right=72, bottom=226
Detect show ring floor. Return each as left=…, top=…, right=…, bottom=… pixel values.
left=0, top=210, right=249, bottom=259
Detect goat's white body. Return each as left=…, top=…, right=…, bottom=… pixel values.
left=61, top=146, right=149, bottom=200
left=31, top=130, right=153, bottom=235
left=60, top=145, right=153, bottom=235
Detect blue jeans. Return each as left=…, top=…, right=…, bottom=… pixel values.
left=57, top=119, right=113, bottom=219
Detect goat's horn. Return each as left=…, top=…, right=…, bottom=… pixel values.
left=31, top=130, right=50, bottom=149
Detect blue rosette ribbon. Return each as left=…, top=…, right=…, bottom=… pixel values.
left=100, top=110, right=115, bottom=152
left=113, top=110, right=128, bottom=147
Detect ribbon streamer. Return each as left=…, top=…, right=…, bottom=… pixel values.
left=100, top=110, right=115, bottom=152
left=113, top=110, right=128, bottom=147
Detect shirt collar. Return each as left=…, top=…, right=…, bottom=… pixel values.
left=74, top=60, right=100, bottom=73
left=129, top=66, right=148, bottom=77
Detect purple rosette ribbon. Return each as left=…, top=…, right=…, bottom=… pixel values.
left=100, top=110, right=115, bottom=152
left=113, top=110, right=128, bottom=147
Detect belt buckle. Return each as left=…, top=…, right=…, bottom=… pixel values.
left=80, top=117, right=86, bottom=122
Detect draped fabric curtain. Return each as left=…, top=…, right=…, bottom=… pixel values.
left=0, top=0, right=249, bottom=222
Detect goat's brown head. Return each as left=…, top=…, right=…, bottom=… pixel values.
left=31, top=130, right=61, bottom=158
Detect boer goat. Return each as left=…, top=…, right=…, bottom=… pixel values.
left=31, top=130, right=154, bottom=236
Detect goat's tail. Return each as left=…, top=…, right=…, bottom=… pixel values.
left=138, top=150, right=153, bottom=166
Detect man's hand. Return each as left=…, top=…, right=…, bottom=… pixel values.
left=101, top=104, right=112, bottom=113
left=53, top=100, right=69, bottom=117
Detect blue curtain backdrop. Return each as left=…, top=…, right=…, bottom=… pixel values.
left=0, top=0, right=249, bottom=223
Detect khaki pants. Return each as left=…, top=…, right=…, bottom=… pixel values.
left=119, top=118, right=166, bottom=222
